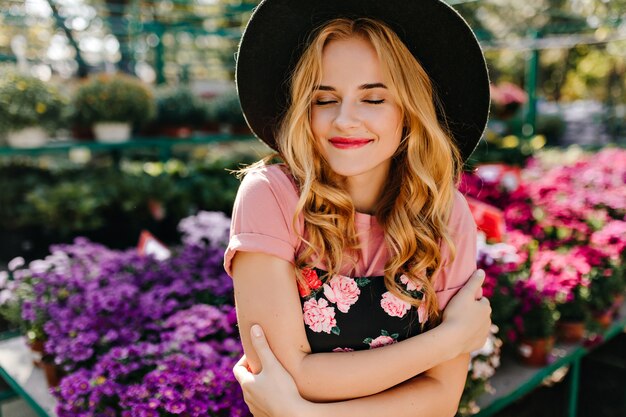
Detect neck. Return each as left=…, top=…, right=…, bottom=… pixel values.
left=345, top=170, right=389, bottom=215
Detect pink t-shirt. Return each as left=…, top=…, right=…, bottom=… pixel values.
left=224, top=164, right=477, bottom=310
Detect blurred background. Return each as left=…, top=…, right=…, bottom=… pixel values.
left=0, top=1, right=625, bottom=417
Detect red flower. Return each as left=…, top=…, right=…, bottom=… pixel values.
left=298, top=268, right=322, bottom=297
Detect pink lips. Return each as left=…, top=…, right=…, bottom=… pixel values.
left=328, top=137, right=373, bottom=149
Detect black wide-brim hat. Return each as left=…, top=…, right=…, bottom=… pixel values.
left=236, top=0, right=490, bottom=162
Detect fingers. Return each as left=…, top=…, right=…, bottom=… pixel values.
left=249, top=324, right=279, bottom=370
left=233, top=355, right=253, bottom=385
left=460, top=269, right=485, bottom=297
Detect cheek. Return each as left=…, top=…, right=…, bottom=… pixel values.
left=310, top=109, right=330, bottom=137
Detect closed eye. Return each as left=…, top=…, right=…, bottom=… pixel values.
left=314, top=99, right=337, bottom=106
left=364, top=99, right=385, bottom=104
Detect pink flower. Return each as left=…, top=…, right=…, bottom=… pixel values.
left=380, top=291, right=411, bottom=318
left=417, top=303, right=428, bottom=324
left=323, top=275, right=360, bottom=313
left=302, top=298, right=336, bottom=334
left=400, top=274, right=422, bottom=292
left=332, top=347, right=354, bottom=352
left=368, top=335, right=396, bottom=349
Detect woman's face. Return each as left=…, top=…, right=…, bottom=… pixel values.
left=311, top=36, right=403, bottom=185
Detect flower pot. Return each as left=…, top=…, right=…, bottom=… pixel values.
left=556, top=321, right=585, bottom=343
left=93, top=122, right=132, bottom=143
left=6, top=126, right=48, bottom=148
left=518, top=337, right=554, bottom=367
left=42, top=360, right=65, bottom=388
left=592, top=310, right=613, bottom=329
left=27, top=339, right=45, bottom=368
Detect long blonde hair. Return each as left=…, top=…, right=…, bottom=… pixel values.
left=248, top=18, right=462, bottom=323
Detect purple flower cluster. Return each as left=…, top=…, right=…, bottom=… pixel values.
left=55, top=312, right=248, bottom=417
left=178, top=211, right=231, bottom=248
left=22, top=238, right=233, bottom=372
left=5, top=210, right=249, bottom=416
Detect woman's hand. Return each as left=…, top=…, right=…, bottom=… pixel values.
left=233, top=325, right=312, bottom=417
left=441, top=269, right=492, bottom=354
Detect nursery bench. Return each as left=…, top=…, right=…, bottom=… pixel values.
left=0, top=336, right=56, bottom=417
left=475, top=302, right=626, bottom=417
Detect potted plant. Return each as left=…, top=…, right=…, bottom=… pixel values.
left=0, top=70, right=67, bottom=148
left=0, top=257, right=51, bottom=371
left=72, top=73, right=156, bottom=143
left=153, top=86, right=207, bottom=138
left=555, top=284, right=590, bottom=343
left=511, top=280, right=559, bottom=366
left=577, top=246, right=624, bottom=328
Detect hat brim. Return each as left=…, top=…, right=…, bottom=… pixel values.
left=236, top=0, right=490, bottom=162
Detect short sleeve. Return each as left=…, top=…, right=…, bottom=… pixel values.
left=434, top=190, right=478, bottom=310
left=223, top=166, right=302, bottom=277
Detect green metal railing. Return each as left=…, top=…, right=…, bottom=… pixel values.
left=475, top=309, right=626, bottom=417
left=0, top=134, right=256, bottom=162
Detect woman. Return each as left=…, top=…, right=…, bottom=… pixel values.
left=225, top=1, right=492, bottom=415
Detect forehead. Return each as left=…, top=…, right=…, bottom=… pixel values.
left=319, top=36, right=387, bottom=85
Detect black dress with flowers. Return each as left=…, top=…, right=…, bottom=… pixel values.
left=299, top=268, right=428, bottom=353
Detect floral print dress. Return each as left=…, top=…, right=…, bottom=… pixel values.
left=299, top=268, right=429, bottom=352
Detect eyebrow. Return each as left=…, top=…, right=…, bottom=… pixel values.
left=315, top=82, right=387, bottom=91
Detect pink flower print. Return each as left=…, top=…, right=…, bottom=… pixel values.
left=302, top=298, right=337, bottom=334
left=369, top=336, right=396, bottom=349
left=364, top=330, right=399, bottom=349
left=332, top=347, right=355, bottom=352
left=400, top=274, right=422, bottom=292
left=417, top=303, right=428, bottom=323
left=380, top=291, right=411, bottom=318
left=323, top=275, right=360, bottom=313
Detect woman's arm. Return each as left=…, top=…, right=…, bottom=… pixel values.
left=232, top=251, right=490, bottom=402
left=235, top=324, right=470, bottom=417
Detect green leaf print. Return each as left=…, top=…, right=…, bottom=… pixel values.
left=381, top=329, right=389, bottom=336
left=355, top=278, right=371, bottom=287
left=363, top=337, right=373, bottom=344
left=331, top=326, right=341, bottom=336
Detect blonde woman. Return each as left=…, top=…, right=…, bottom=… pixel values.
left=225, top=1, right=492, bottom=415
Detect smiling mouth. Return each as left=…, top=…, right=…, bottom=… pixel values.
left=328, top=137, right=373, bottom=149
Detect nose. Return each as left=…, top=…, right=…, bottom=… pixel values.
left=333, top=101, right=361, bottom=131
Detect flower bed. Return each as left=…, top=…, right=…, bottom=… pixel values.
left=1, top=212, right=248, bottom=416
left=0, top=147, right=624, bottom=416
left=464, top=148, right=626, bottom=363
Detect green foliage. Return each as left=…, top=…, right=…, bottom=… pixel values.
left=588, top=264, right=625, bottom=313
left=0, top=154, right=256, bottom=258
left=206, top=88, right=246, bottom=126
left=557, top=285, right=591, bottom=322
left=0, top=69, right=67, bottom=134
left=522, top=298, right=560, bottom=340
left=154, top=86, right=208, bottom=126
left=72, top=73, right=156, bottom=126
left=25, top=182, right=107, bottom=236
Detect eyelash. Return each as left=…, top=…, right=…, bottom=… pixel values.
left=314, top=99, right=385, bottom=106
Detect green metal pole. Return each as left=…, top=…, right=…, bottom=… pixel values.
left=523, top=30, right=540, bottom=138
left=568, top=356, right=581, bottom=417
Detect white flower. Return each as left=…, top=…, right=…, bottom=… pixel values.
left=8, top=257, right=24, bottom=271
